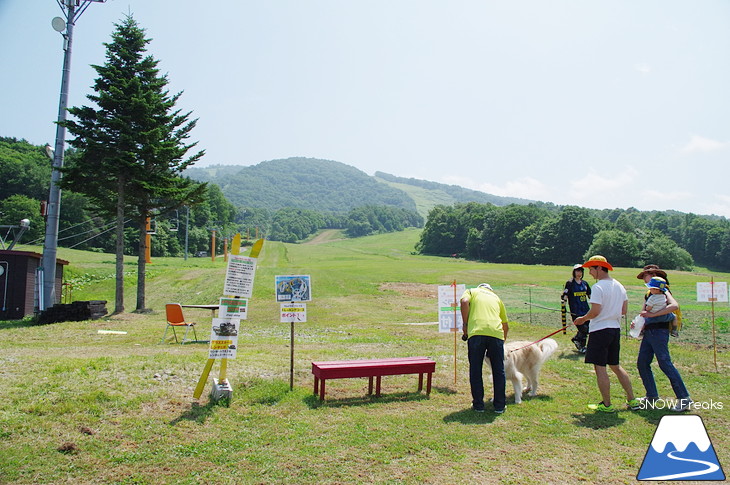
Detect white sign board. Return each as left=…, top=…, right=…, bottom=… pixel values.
left=438, top=284, right=465, bottom=333
left=208, top=318, right=240, bottom=359
left=280, top=302, right=307, bottom=323
left=275, top=275, right=312, bottom=302
left=223, top=255, right=257, bottom=298
left=218, top=297, right=248, bottom=319
left=696, top=282, right=728, bottom=302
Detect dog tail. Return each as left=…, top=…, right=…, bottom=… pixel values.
left=537, top=338, right=559, bottom=362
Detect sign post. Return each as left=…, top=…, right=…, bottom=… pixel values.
left=438, top=283, right=465, bottom=385
left=696, top=278, right=728, bottom=371
left=276, top=276, right=312, bottom=391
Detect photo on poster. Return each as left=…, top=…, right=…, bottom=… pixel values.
left=208, top=318, right=240, bottom=359
left=275, top=275, right=312, bottom=302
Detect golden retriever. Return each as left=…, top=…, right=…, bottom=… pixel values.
left=485, top=338, right=559, bottom=404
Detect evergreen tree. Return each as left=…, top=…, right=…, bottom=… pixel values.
left=61, top=15, right=206, bottom=313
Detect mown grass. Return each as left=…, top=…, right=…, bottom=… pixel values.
left=1, top=229, right=728, bottom=484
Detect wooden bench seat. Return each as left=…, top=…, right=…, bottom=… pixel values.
left=311, top=357, right=436, bottom=401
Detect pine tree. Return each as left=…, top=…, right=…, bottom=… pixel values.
left=61, top=15, right=206, bottom=313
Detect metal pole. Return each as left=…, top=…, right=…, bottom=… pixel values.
left=184, top=206, right=190, bottom=260
left=41, top=1, right=77, bottom=311
left=290, top=321, right=295, bottom=391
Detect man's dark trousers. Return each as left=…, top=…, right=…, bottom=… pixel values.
left=467, top=335, right=506, bottom=411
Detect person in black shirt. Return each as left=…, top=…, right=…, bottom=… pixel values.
left=562, top=264, right=591, bottom=353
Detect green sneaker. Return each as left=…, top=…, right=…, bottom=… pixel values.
left=627, top=398, right=641, bottom=411
left=587, top=402, right=616, bottom=413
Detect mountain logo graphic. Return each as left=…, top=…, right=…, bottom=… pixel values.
left=637, top=415, right=725, bottom=481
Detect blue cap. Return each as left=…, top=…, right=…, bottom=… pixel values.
left=646, top=276, right=668, bottom=292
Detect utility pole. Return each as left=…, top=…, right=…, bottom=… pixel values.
left=40, top=0, right=105, bottom=310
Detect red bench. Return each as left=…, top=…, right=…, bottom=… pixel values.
left=311, top=357, right=436, bottom=401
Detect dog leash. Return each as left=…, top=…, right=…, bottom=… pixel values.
left=508, top=324, right=570, bottom=353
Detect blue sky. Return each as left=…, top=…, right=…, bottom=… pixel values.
left=2, top=1, right=729, bottom=216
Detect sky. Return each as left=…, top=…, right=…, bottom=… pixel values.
left=2, top=1, right=730, bottom=217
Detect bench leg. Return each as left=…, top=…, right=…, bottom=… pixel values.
left=319, top=379, right=326, bottom=401
left=426, top=372, right=432, bottom=396
left=418, top=373, right=424, bottom=392
left=314, top=377, right=319, bottom=396
left=368, top=376, right=374, bottom=395
left=375, top=376, right=382, bottom=397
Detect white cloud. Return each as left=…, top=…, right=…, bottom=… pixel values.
left=569, top=167, right=639, bottom=202
left=680, top=135, right=727, bottom=154
left=696, top=194, right=730, bottom=218
left=634, top=62, right=652, bottom=75
left=443, top=176, right=552, bottom=201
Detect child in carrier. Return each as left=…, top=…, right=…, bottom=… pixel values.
left=643, top=277, right=678, bottom=336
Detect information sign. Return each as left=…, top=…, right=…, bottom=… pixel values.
left=438, top=284, right=465, bottom=333
left=224, top=255, right=257, bottom=297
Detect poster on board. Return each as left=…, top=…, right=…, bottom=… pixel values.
left=275, top=275, right=312, bottom=302
left=438, top=284, right=465, bottom=333
left=280, top=302, right=307, bottom=323
left=697, top=282, right=728, bottom=302
left=218, top=297, right=248, bottom=319
left=208, top=318, right=240, bottom=359
left=224, top=255, right=257, bottom=298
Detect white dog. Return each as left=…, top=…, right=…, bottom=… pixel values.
left=485, top=338, right=559, bottom=404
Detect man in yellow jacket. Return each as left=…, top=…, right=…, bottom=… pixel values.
left=461, top=283, right=509, bottom=413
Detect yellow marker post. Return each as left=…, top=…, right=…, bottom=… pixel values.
left=231, top=233, right=241, bottom=256
left=193, top=358, right=215, bottom=399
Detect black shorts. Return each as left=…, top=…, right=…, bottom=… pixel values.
left=584, top=328, right=621, bottom=366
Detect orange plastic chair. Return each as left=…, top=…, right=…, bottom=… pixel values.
left=161, top=303, right=198, bottom=344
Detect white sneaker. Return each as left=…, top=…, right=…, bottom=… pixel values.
left=671, top=399, right=693, bottom=412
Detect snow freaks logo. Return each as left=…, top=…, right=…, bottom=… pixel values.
left=639, top=398, right=723, bottom=411
left=637, top=415, right=725, bottom=481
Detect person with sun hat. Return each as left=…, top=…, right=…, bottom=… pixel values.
left=573, top=255, right=640, bottom=412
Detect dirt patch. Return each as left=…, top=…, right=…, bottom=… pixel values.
left=380, top=282, right=438, bottom=299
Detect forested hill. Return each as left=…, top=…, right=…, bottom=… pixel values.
left=184, top=158, right=536, bottom=217
left=184, top=158, right=417, bottom=214
left=374, top=171, right=534, bottom=207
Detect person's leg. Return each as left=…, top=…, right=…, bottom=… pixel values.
left=485, top=337, right=506, bottom=411
left=651, top=328, right=690, bottom=400
left=609, top=364, right=635, bottom=401
left=467, top=336, right=488, bottom=409
left=605, top=327, right=635, bottom=402
left=636, top=330, right=659, bottom=399
left=594, top=365, right=611, bottom=406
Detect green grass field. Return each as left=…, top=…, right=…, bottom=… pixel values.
left=1, top=229, right=728, bottom=484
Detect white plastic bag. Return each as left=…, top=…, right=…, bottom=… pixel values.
left=629, top=315, right=645, bottom=338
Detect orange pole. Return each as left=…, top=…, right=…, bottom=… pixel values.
left=223, top=237, right=228, bottom=262
left=211, top=229, right=216, bottom=262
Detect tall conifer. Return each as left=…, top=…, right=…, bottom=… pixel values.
left=61, top=15, right=206, bottom=313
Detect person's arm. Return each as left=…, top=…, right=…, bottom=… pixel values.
left=460, top=297, right=470, bottom=338
left=621, top=299, right=628, bottom=316
left=574, top=303, right=601, bottom=326
left=641, top=292, right=678, bottom=318
left=502, top=321, right=509, bottom=341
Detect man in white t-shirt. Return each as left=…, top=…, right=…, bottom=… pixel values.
left=573, top=255, right=640, bottom=413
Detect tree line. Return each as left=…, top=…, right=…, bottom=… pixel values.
left=417, top=202, right=730, bottom=271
